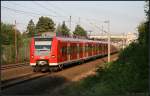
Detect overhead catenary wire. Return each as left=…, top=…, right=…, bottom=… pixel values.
left=1, top=5, right=67, bottom=18
left=2, top=3, right=106, bottom=35
left=47, top=2, right=72, bottom=17
left=1, top=7, right=40, bottom=21
left=1, top=5, right=67, bottom=31
left=9, top=2, right=55, bottom=17
left=32, top=1, right=71, bottom=28
left=1, top=6, right=46, bottom=16
left=32, top=1, right=97, bottom=33
left=32, top=1, right=66, bottom=18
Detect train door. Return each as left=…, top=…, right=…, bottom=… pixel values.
left=84, top=43, right=88, bottom=58
left=67, top=42, right=70, bottom=61
left=79, top=43, right=83, bottom=59
left=77, top=43, right=80, bottom=59
left=70, top=42, right=76, bottom=60
left=83, top=42, right=86, bottom=58
left=101, top=43, right=105, bottom=55
left=61, top=41, right=67, bottom=62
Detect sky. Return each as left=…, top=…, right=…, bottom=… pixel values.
left=1, top=1, right=146, bottom=36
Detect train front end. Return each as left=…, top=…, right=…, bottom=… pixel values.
left=30, top=36, right=53, bottom=72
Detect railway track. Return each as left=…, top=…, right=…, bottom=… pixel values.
left=2, top=54, right=118, bottom=90
left=1, top=72, right=49, bottom=89
left=2, top=54, right=118, bottom=95
left=1, top=63, right=29, bottom=70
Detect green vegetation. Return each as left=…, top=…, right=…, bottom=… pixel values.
left=58, top=1, right=149, bottom=96
left=26, top=19, right=36, bottom=37
left=56, top=21, right=70, bottom=37
left=1, top=22, right=17, bottom=45
left=73, top=24, right=87, bottom=37
left=36, top=16, right=55, bottom=33
left=1, top=22, right=23, bottom=64
left=1, top=22, right=31, bottom=64
left=59, top=23, right=148, bottom=95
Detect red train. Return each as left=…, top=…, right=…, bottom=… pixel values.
left=30, top=36, right=117, bottom=72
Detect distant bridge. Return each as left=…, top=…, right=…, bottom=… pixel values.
left=89, top=33, right=137, bottom=49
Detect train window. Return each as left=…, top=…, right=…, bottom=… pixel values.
left=87, top=45, right=90, bottom=51
left=95, top=45, right=97, bottom=51
left=69, top=45, right=79, bottom=54
left=34, top=38, right=53, bottom=41
left=77, top=45, right=79, bottom=53
left=62, top=47, right=64, bottom=55
left=96, top=45, right=98, bottom=51
left=97, top=44, right=99, bottom=51
left=86, top=45, right=88, bottom=52
left=62, top=47, right=67, bottom=55
left=75, top=46, right=78, bottom=53
left=91, top=45, right=93, bottom=51
left=73, top=46, right=77, bottom=53
left=79, top=46, right=82, bottom=52
left=67, top=46, right=70, bottom=54
left=83, top=45, right=85, bottom=53
left=35, top=45, right=51, bottom=49
left=88, top=45, right=91, bottom=51
left=70, top=46, right=74, bottom=54
left=99, top=44, right=101, bottom=50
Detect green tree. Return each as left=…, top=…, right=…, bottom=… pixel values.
left=138, top=0, right=149, bottom=46
left=55, top=23, right=62, bottom=36
left=55, top=21, right=70, bottom=37
left=60, top=21, right=70, bottom=36
left=110, top=1, right=149, bottom=92
left=144, top=1, right=149, bottom=20
left=137, top=21, right=148, bottom=45
left=73, top=25, right=87, bottom=37
left=1, top=22, right=23, bottom=64
left=36, top=16, right=55, bottom=33
left=27, top=19, right=36, bottom=37
left=1, top=22, right=15, bottom=45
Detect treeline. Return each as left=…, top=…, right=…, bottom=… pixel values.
left=1, top=22, right=22, bottom=45
left=26, top=16, right=87, bottom=38
left=1, top=22, right=30, bottom=64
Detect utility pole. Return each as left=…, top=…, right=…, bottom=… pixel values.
left=104, top=20, right=110, bottom=62
left=101, top=25, right=103, bottom=35
left=69, top=16, right=71, bottom=32
left=78, top=17, right=80, bottom=25
left=122, top=33, right=124, bottom=49
left=14, top=20, right=18, bottom=64
left=122, top=32, right=125, bottom=49
left=108, top=20, right=110, bottom=62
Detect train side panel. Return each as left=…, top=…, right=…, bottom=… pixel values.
left=49, top=37, right=58, bottom=66
left=30, top=38, right=36, bottom=66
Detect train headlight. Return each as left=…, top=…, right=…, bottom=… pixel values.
left=40, top=56, right=45, bottom=59
left=31, top=55, right=34, bottom=59
left=52, top=55, right=55, bottom=58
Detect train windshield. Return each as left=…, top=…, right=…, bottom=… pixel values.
left=35, top=45, right=51, bottom=49
left=34, top=38, right=53, bottom=41
left=34, top=37, right=52, bottom=56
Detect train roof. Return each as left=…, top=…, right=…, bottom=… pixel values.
left=32, top=36, right=110, bottom=44
left=34, top=36, right=53, bottom=38
left=56, top=37, right=108, bottom=44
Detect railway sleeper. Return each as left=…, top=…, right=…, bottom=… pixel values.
left=49, top=66, right=60, bottom=72
left=33, top=66, right=41, bottom=72
left=33, top=64, right=49, bottom=72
